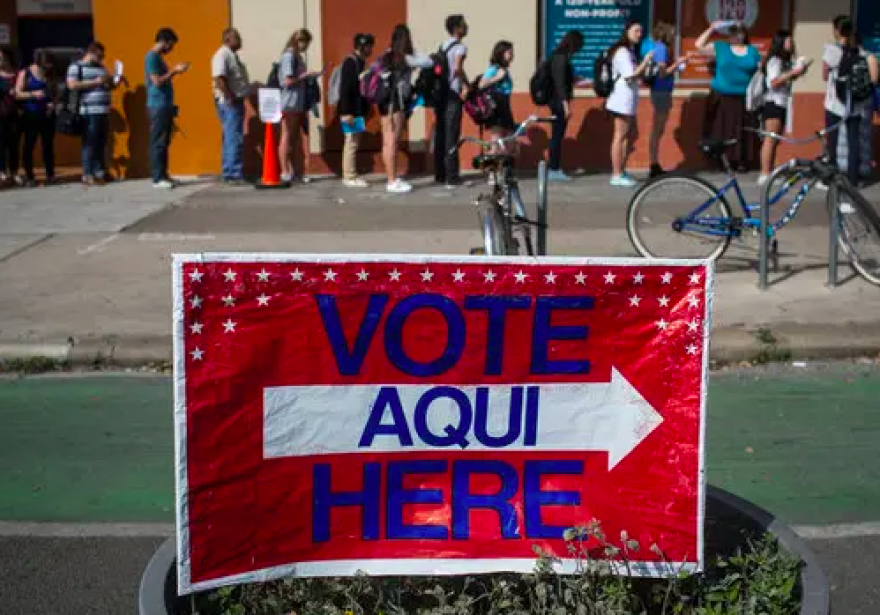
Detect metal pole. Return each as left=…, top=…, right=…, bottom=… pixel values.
left=826, top=181, right=840, bottom=289
left=757, top=170, right=772, bottom=291
left=537, top=160, right=548, bottom=256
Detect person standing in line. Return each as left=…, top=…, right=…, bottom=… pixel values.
left=757, top=30, right=810, bottom=186
left=278, top=29, right=322, bottom=184
left=642, top=21, right=690, bottom=179
left=0, top=46, right=21, bottom=186
left=377, top=24, right=432, bottom=193
left=433, top=14, right=469, bottom=189
left=15, top=49, right=57, bottom=187
left=212, top=28, right=251, bottom=186
left=337, top=33, right=375, bottom=188
left=67, top=41, right=117, bottom=185
left=145, top=27, right=189, bottom=189
left=695, top=21, right=761, bottom=172
left=479, top=40, right=517, bottom=153
left=822, top=16, right=879, bottom=188
left=605, top=20, right=653, bottom=188
left=547, top=30, right=583, bottom=182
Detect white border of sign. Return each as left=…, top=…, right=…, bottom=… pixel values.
left=173, top=253, right=714, bottom=595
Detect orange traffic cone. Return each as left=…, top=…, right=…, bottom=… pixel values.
left=255, top=121, right=290, bottom=190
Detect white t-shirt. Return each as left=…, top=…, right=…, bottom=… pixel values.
left=823, top=43, right=872, bottom=118
left=211, top=45, right=250, bottom=101
left=764, top=57, right=791, bottom=108
left=606, top=47, right=639, bottom=116
left=443, top=38, right=467, bottom=94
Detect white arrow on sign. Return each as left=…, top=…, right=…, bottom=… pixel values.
left=263, top=368, right=663, bottom=471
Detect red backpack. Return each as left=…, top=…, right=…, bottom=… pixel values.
left=463, top=74, right=497, bottom=126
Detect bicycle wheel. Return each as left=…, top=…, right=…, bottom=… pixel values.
left=627, top=174, right=734, bottom=260
left=509, top=185, right=534, bottom=256
left=828, top=181, right=880, bottom=286
left=480, top=204, right=506, bottom=256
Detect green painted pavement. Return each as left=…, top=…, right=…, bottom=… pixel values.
left=0, top=366, right=878, bottom=525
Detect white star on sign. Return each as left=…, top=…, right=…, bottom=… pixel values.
left=514, top=270, right=529, bottom=284
left=689, top=272, right=702, bottom=285
left=574, top=272, right=587, bottom=285
left=452, top=269, right=466, bottom=282
left=656, top=319, right=669, bottom=330
left=189, top=270, right=203, bottom=283
left=223, top=319, right=237, bottom=333
left=223, top=269, right=237, bottom=282
left=629, top=295, right=642, bottom=307
left=688, top=295, right=701, bottom=309
left=483, top=270, right=497, bottom=283
left=190, top=296, right=203, bottom=309
left=257, top=294, right=270, bottom=306
left=290, top=269, right=304, bottom=281
left=661, top=272, right=673, bottom=284
left=686, top=344, right=699, bottom=355
left=257, top=269, right=271, bottom=282
left=658, top=296, right=670, bottom=307
left=633, top=272, right=644, bottom=284
left=356, top=269, right=369, bottom=282
left=190, top=322, right=203, bottom=334
left=389, top=269, right=402, bottom=282
left=190, top=348, right=204, bottom=361
left=544, top=272, right=557, bottom=284
left=421, top=269, right=434, bottom=282
left=604, top=272, right=616, bottom=284
left=688, top=319, right=701, bottom=333
left=222, top=294, right=235, bottom=307
left=323, top=269, right=337, bottom=282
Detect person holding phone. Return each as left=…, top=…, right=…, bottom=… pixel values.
left=146, top=27, right=189, bottom=189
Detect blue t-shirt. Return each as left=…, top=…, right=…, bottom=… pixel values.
left=145, top=50, right=174, bottom=109
left=711, top=41, right=760, bottom=96
left=483, top=64, right=512, bottom=95
left=643, top=39, right=675, bottom=93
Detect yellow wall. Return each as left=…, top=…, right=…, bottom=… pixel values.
left=792, top=0, right=850, bottom=93
left=93, top=0, right=229, bottom=178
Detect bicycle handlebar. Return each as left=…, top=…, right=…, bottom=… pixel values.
left=744, top=120, right=842, bottom=146
left=448, top=114, right=556, bottom=156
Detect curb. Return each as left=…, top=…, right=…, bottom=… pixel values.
left=1, top=323, right=880, bottom=368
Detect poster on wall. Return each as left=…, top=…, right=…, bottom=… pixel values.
left=16, top=0, right=92, bottom=16
left=678, top=0, right=790, bottom=84
left=855, top=0, right=880, bottom=56
left=543, top=0, right=651, bottom=82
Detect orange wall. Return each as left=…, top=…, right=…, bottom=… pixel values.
left=93, top=0, right=229, bottom=179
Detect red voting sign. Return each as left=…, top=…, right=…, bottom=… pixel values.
left=173, top=254, right=712, bottom=593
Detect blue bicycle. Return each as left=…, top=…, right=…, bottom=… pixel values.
left=626, top=124, right=843, bottom=262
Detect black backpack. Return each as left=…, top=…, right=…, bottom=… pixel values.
left=593, top=49, right=615, bottom=98
left=835, top=47, right=873, bottom=105
left=415, top=41, right=460, bottom=108
left=529, top=60, right=553, bottom=106
left=266, top=61, right=280, bottom=88
left=55, top=64, right=84, bottom=136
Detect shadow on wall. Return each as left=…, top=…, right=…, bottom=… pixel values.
left=674, top=94, right=709, bottom=172
left=120, top=85, right=148, bottom=179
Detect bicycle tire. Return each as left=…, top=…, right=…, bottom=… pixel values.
left=480, top=205, right=506, bottom=256
left=827, top=180, right=880, bottom=286
left=627, top=173, right=734, bottom=261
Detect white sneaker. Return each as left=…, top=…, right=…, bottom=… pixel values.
left=610, top=174, right=637, bottom=188
left=839, top=202, right=856, bottom=214
left=815, top=181, right=829, bottom=192
left=343, top=177, right=369, bottom=188
left=386, top=179, right=412, bottom=193
left=152, top=180, right=175, bottom=189
left=756, top=174, right=770, bottom=186
left=280, top=173, right=292, bottom=183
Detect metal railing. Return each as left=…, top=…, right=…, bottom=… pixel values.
left=537, top=160, right=548, bottom=256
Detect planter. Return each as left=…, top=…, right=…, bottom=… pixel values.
left=140, top=485, right=830, bottom=615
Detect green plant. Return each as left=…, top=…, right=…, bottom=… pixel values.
left=751, top=327, right=792, bottom=365
left=0, top=356, right=66, bottom=374
left=195, top=522, right=802, bottom=615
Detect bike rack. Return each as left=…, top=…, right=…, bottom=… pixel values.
left=537, top=160, right=548, bottom=256
left=826, top=181, right=841, bottom=289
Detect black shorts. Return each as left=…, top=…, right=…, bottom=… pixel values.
left=763, top=102, right=787, bottom=122
left=485, top=96, right=516, bottom=131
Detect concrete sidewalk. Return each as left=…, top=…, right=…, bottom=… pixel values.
left=0, top=173, right=879, bottom=366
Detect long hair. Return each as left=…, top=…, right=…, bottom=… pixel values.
left=490, top=40, right=514, bottom=67
left=553, top=30, right=583, bottom=56
left=652, top=21, right=675, bottom=47
left=608, top=19, right=642, bottom=59
left=836, top=17, right=857, bottom=49
left=284, top=28, right=312, bottom=54
left=384, top=23, right=413, bottom=69
left=762, top=29, right=792, bottom=73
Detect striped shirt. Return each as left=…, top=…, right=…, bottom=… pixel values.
left=67, top=61, right=111, bottom=115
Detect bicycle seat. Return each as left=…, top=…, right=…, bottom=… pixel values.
left=473, top=153, right=514, bottom=170
left=699, top=138, right=738, bottom=156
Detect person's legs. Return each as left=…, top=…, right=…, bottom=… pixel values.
left=760, top=116, right=783, bottom=179
left=825, top=110, right=841, bottom=168
left=278, top=112, right=293, bottom=179
left=93, top=114, right=109, bottom=179
left=288, top=112, right=304, bottom=179
left=611, top=115, right=628, bottom=177
left=845, top=115, right=861, bottom=186
left=0, top=120, right=8, bottom=178
left=381, top=114, right=396, bottom=184
left=342, top=132, right=360, bottom=181
left=20, top=114, right=38, bottom=182
left=81, top=115, right=95, bottom=179
left=649, top=96, right=670, bottom=174
left=40, top=114, right=55, bottom=181
left=444, top=97, right=463, bottom=184
left=149, top=108, right=170, bottom=183
left=217, top=101, right=245, bottom=180
left=548, top=101, right=567, bottom=172
left=433, top=100, right=447, bottom=183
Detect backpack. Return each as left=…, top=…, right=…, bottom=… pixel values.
left=327, top=55, right=355, bottom=106
left=529, top=60, right=553, bottom=105
left=414, top=41, right=460, bottom=108
left=359, top=57, right=392, bottom=106
left=593, top=49, right=615, bottom=98
left=745, top=68, right=768, bottom=113
left=463, top=75, right=497, bottom=126
left=266, top=61, right=280, bottom=88
left=55, top=64, right=84, bottom=136
left=835, top=47, right=874, bottom=105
